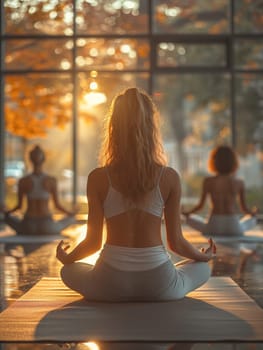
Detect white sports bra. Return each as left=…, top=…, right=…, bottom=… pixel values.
left=103, top=167, right=165, bottom=219
left=27, top=173, right=50, bottom=200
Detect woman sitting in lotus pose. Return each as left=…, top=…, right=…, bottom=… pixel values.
left=56, top=87, right=216, bottom=302
left=4, top=145, right=77, bottom=235
left=182, top=145, right=258, bottom=236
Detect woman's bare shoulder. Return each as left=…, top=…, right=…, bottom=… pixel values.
left=18, top=175, right=31, bottom=188
left=161, top=166, right=181, bottom=191
left=159, top=167, right=181, bottom=202
left=88, top=167, right=106, bottom=182
left=234, top=177, right=245, bottom=189
left=203, top=175, right=214, bottom=184
left=87, top=167, right=109, bottom=197
left=164, top=166, right=180, bottom=181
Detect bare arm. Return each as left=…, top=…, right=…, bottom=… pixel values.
left=164, top=169, right=215, bottom=262
left=50, top=177, right=77, bottom=216
left=5, top=178, right=25, bottom=214
left=182, top=178, right=209, bottom=216
left=238, top=180, right=258, bottom=216
left=56, top=170, right=104, bottom=264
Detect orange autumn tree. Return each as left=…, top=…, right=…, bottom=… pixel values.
left=4, top=0, right=149, bottom=143
left=4, top=0, right=73, bottom=142
left=5, top=75, right=72, bottom=139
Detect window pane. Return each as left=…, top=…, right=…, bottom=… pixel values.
left=235, top=39, right=263, bottom=70
left=4, top=133, right=25, bottom=212
left=157, top=42, right=226, bottom=67
left=76, top=73, right=149, bottom=195
left=235, top=0, right=263, bottom=33
left=5, top=73, right=73, bottom=206
left=154, top=74, right=231, bottom=207
left=5, top=39, right=73, bottom=71
left=236, top=74, right=263, bottom=211
left=153, top=0, right=229, bottom=34
left=4, top=0, right=73, bottom=35
left=76, top=0, right=149, bottom=34
left=76, top=38, right=149, bottom=71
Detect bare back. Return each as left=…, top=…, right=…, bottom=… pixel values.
left=19, top=174, right=55, bottom=218
left=205, top=175, right=244, bottom=215
left=89, top=166, right=175, bottom=248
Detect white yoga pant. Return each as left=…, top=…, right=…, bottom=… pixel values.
left=185, top=214, right=257, bottom=236
left=60, top=258, right=211, bottom=302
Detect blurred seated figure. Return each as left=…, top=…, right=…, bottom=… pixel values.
left=3, top=145, right=77, bottom=235
left=182, top=145, right=258, bottom=236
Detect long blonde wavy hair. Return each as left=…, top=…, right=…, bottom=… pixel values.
left=100, top=87, right=167, bottom=201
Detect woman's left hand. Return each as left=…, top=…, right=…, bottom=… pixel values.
left=56, top=240, right=71, bottom=264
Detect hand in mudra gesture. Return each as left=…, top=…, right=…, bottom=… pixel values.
left=200, top=238, right=217, bottom=261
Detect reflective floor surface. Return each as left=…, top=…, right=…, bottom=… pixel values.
left=0, top=223, right=263, bottom=350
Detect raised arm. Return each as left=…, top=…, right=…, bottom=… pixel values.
left=164, top=168, right=215, bottom=262
left=56, top=170, right=104, bottom=264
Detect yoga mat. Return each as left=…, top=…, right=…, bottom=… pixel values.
left=0, top=225, right=83, bottom=244
left=0, top=277, right=262, bottom=342
left=183, top=229, right=263, bottom=244
left=0, top=232, right=67, bottom=244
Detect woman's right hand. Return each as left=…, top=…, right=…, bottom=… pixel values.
left=56, top=240, right=71, bottom=264
left=200, top=238, right=217, bottom=261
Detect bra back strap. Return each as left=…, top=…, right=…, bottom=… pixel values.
left=157, top=166, right=165, bottom=184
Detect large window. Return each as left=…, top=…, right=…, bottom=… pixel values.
left=1, top=0, right=263, bottom=211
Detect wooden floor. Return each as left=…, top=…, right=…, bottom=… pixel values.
left=1, top=277, right=263, bottom=342
left=0, top=223, right=263, bottom=348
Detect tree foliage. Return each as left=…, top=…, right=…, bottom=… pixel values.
left=3, top=0, right=263, bottom=150
left=5, top=75, right=72, bottom=139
